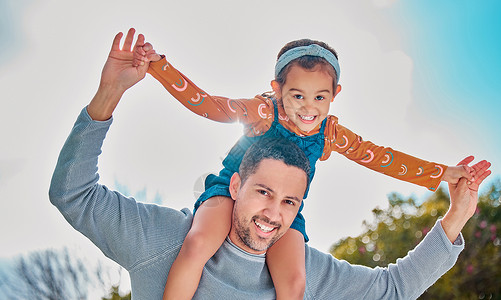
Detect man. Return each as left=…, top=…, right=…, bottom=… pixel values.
left=49, top=28, right=491, bottom=299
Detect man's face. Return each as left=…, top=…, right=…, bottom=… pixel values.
left=228, top=159, right=307, bottom=254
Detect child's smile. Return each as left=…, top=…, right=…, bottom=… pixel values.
left=273, top=65, right=339, bottom=133
left=298, top=114, right=317, bottom=124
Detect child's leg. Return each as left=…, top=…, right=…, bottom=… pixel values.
left=163, top=196, right=234, bottom=300
left=266, top=228, right=306, bottom=300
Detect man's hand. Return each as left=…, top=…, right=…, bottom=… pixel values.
left=441, top=156, right=491, bottom=243
left=87, top=28, right=149, bottom=121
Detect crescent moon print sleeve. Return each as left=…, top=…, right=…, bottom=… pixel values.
left=321, top=116, right=447, bottom=191
left=148, top=57, right=273, bottom=131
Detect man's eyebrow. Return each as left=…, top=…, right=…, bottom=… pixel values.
left=285, top=195, right=302, bottom=204
left=255, top=183, right=302, bottom=204
left=255, top=183, right=273, bottom=193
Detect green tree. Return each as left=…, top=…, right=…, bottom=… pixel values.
left=330, top=181, right=501, bottom=299
left=102, top=285, right=131, bottom=300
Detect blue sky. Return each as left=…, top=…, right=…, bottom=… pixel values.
left=396, top=1, right=501, bottom=146
left=0, top=0, right=499, bottom=274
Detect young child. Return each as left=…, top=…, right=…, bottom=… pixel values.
left=134, top=36, right=474, bottom=300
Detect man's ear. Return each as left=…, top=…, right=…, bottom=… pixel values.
left=229, top=172, right=242, bottom=200
left=271, top=80, right=282, bottom=99
left=331, top=84, right=342, bottom=102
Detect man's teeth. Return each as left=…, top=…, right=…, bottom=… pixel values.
left=255, top=220, right=274, bottom=233
left=300, top=115, right=315, bottom=121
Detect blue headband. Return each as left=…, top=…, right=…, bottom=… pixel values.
left=275, top=44, right=340, bottom=85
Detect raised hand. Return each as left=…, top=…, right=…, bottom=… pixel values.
left=441, top=156, right=492, bottom=243
left=100, top=28, right=149, bottom=94
left=449, top=157, right=491, bottom=217
left=88, top=28, right=149, bottom=121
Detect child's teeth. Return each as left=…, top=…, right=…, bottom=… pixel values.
left=301, top=115, right=314, bottom=120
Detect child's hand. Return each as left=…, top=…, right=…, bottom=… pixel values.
left=132, top=35, right=162, bottom=67
left=442, top=156, right=476, bottom=185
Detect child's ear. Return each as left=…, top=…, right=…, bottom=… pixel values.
left=331, top=84, right=342, bottom=102
left=229, top=172, right=242, bottom=200
left=271, top=80, right=282, bottom=99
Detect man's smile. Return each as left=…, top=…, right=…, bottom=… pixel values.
left=254, top=219, right=276, bottom=233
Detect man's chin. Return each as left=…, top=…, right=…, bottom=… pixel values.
left=238, top=233, right=274, bottom=253
left=245, top=239, right=272, bottom=253
left=248, top=233, right=283, bottom=252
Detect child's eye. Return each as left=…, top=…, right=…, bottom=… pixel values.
left=293, top=95, right=304, bottom=100
left=284, top=199, right=295, bottom=206
left=315, top=96, right=325, bottom=101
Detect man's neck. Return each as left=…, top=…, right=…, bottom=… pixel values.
left=225, top=236, right=267, bottom=257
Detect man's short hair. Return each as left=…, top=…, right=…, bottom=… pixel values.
left=239, top=137, right=311, bottom=191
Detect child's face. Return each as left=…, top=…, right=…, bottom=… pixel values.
left=272, top=65, right=340, bottom=132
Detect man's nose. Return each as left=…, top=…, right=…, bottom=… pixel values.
left=263, top=201, right=280, bottom=221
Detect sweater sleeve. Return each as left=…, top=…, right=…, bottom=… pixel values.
left=48, top=107, right=192, bottom=270
left=321, top=116, right=447, bottom=191
left=304, top=219, right=463, bottom=299
left=148, top=56, right=272, bottom=128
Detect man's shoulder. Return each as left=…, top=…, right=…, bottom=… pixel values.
left=304, top=244, right=334, bottom=264
left=140, top=204, right=194, bottom=230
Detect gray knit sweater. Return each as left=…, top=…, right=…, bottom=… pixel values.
left=49, top=108, right=464, bottom=299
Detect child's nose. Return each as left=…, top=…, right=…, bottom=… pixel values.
left=302, top=100, right=316, bottom=111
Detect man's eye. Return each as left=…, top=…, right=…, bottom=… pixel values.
left=284, top=200, right=295, bottom=206
left=293, top=95, right=304, bottom=100
left=258, top=190, right=269, bottom=196
left=315, top=96, right=325, bottom=101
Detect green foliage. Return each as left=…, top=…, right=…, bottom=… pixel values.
left=330, top=182, right=501, bottom=299
left=102, top=285, right=131, bottom=300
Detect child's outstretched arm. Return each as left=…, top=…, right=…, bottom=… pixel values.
left=322, top=119, right=472, bottom=192
left=145, top=51, right=271, bottom=126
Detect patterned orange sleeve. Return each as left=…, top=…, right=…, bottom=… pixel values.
left=321, top=116, right=447, bottom=191
left=148, top=56, right=271, bottom=128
